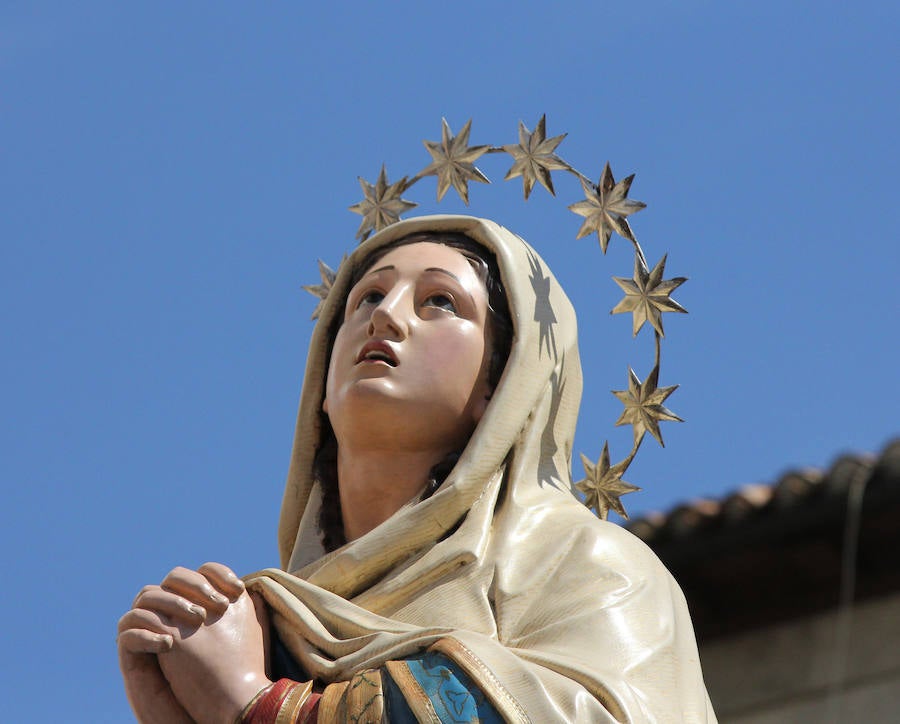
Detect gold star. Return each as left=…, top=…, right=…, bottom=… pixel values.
left=502, top=115, right=569, bottom=199
left=576, top=443, right=640, bottom=520
left=612, top=254, right=687, bottom=337
left=568, top=163, right=646, bottom=252
left=420, top=118, right=490, bottom=204
left=348, top=165, right=418, bottom=242
left=302, top=256, right=344, bottom=320
left=612, top=365, right=682, bottom=447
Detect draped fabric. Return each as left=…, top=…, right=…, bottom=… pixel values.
left=245, top=215, right=716, bottom=722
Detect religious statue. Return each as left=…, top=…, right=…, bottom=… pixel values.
left=118, top=119, right=716, bottom=722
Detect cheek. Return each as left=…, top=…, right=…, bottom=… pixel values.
left=426, top=326, right=487, bottom=378
left=324, top=327, right=350, bottom=403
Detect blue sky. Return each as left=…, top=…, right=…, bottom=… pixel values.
left=2, top=2, right=898, bottom=719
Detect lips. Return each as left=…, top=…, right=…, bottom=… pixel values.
left=356, top=340, right=398, bottom=367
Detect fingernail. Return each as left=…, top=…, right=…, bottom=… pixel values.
left=189, top=604, right=206, bottom=618
left=211, top=591, right=228, bottom=604
left=159, top=634, right=173, bottom=650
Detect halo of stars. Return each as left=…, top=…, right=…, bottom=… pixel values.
left=304, top=115, right=688, bottom=520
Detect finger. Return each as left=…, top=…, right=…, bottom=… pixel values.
left=133, top=586, right=208, bottom=624
left=117, top=607, right=178, bottom=638
left=117, top=608, right=177, bottom=654
left=161, top=566, right=230, bottom=613
left=119, top=647, right=193, bottom=723
left=117, top=628, right=174, bottom=656
left=131, top=584, right=157, bottom=609
left=198, top=561, right=245, bottom=601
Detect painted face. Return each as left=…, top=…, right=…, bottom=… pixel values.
left=324, top=242, right=493, bottom=452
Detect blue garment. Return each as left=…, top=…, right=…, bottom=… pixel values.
left=383, top=650, right=503, bottom=723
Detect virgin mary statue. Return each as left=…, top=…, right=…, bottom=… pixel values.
left=118, top=215, right=716, bottom=723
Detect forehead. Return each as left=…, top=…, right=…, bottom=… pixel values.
left=359, top=242, right=483, bottom=284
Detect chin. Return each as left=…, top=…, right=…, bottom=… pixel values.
left=333, top=394, right=473, bottom=449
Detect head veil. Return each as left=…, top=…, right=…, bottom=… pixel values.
left=245, top=215, right=715, bottom=722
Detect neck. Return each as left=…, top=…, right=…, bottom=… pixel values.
left=336, top=442, right=449, bottom=542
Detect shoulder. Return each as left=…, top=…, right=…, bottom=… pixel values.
left=494, top=497, right=678, bottom=602
left=542, top=498, right=668, bottom=576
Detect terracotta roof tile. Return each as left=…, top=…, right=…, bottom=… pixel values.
left=631, top=438, right=900, bottom=639
left=626, top=438, right=898, bottom=544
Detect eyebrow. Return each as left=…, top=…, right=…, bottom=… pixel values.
left=364, top=265, right=461, bottom=284
left=425, top=267, right=461, bottom=283
left=366, top=264, right=395, bottom=276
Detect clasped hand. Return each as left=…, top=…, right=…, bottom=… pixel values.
left=117, top=563, right=271, bottom=724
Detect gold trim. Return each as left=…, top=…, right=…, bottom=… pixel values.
left=276, top=680, right=314, bottom=724
left=428, top=637, right=530, bottom=724
left=383, top=660, right=441, bottom=724
left=317, top=680, right=349, bottom=722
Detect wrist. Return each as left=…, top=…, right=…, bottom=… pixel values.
left=231, top=676, right=274, bottom=724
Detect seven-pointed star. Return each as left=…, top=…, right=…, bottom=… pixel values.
left=419, top=118, right=490, bottom=204
left=612, top=254, right=687, bottom=337
left=568, top=162, right=646, bottom=253
left=576, top=443, right=640, bottom=520
left=348, top=165, right=417, bottom=241
left=502, top=115, right=570, bottom=199
left=612, top=365, right=682, bottom=447
left=302, top=256, right=343, bottom=320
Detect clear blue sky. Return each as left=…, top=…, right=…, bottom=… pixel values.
left=2, top=2, right=897, bottom=719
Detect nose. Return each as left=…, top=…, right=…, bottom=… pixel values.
left=368, top=288, right=410, bottom=339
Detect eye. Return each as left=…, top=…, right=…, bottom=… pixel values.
left=357, top=289, right=385, bottom=308
left=423, top=293, right=457, bottom=313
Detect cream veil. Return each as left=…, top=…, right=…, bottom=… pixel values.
left=245, top=215, right=716, bottom=722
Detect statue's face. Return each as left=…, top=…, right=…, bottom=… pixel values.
left=324, top=242, right=493, bottom=451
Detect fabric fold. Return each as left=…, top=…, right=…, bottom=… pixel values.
left=247, top=215, right=715, bottom=722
